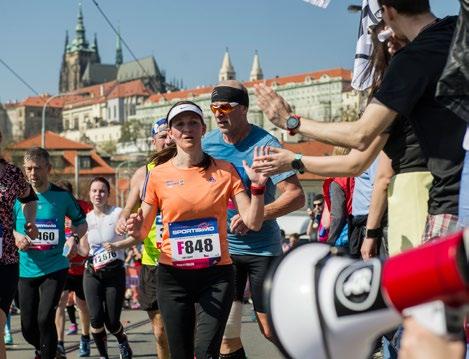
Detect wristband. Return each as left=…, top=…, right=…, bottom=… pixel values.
left=250, top=184, right=265, bottom=196
left=365, top=228, right=383, bottom=239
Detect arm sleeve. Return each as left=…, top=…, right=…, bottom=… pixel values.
left=374, top=52, right=430, bottom=118
left=265, top=138, right=297, bottom=185
left=327, top=182, right=347, bottom=245
left=67, top=193, right=87, bottom=227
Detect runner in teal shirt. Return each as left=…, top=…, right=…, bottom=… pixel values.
left=13, top=147, right=88, bottom=359
left=14, top=183, right=86, bottom=278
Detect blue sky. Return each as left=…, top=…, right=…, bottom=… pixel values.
left=0, top=0, right=460, bottom=102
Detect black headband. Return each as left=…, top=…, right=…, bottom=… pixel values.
left=211, top=86, right=249, bottom=107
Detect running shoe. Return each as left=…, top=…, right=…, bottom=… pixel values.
left=56, top=343, right=66, bottom=359
left=118, top=340, right=133, bottom=359
left=4, top=330, right=13, bottom=345
left=66, top=323, right=78, bottom=335
left=79, top=336, right=91, bottom=357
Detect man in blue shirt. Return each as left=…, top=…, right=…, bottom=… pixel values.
left=14, top=147, right=87, bottom=359
left=202, top=80, right=305, bottom=358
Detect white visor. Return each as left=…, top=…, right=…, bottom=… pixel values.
left=167, top=103, right=204, bottom=125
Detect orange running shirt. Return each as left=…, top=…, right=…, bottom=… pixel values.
left=143, top=158, right=245, bottom=269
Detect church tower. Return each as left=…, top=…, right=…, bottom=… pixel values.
left=115, top=27, right=123, bottom=66
left=218, top=48, right=236, bottom=82
left=59, top=2, right=101, bottom=93
left=249, top=50, right=263, bottom=81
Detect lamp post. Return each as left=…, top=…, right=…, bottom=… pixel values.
left=41, top=94, right=62, bottom=148
left=115, top=161, right=130, bottom=206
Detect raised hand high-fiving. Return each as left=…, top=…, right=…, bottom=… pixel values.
left=242, top=146, right=270, bottom=186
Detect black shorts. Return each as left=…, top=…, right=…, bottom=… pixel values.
left=0, top=263, right=19, bottom=314
left=138, top=265, right=159, bottom=312
left=231, top=254, right=277, bottom=313
left=63, top=274, right=85, bottom=301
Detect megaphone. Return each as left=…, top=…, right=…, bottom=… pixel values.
left=265, top=230, right=469, bottom=359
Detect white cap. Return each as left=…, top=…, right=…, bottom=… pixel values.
left=167, top=103, right=203, bottom=126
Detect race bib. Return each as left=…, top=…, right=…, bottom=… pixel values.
left=0, top=224, right=3, bottom=258
left=155, top=214, right=163, bottom=249
left=30, top=219, right=60, bottom=250
left=169, top=217, right=221, bottom=269
left=92, top=247, right=118, bottom=271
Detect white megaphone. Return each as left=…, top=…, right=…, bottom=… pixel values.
left=264, top=230, right=469, bottom=359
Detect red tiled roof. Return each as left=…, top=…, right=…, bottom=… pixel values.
left=147, top=68, right=352, bottom=104
left=107, top=79, right=150, bottom=99
left=20, top=95, right=65, bottom=108
left=9, top=131, right=94, bottom=150
left=148, top=85, right=213, bottom=103
left=62, top=150, right=115, bottom=175
left=282, top=141, right=334, bottom=181
left=244, top=68, right=352, bottom=88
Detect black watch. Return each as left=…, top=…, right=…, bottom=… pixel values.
left=365, top=228, right=383, bottom=239
left=291, top=153, right=305, bottom=174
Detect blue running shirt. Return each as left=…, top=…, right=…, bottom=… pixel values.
left=202, top=125, right=295, bottom=256
left=14, top=184, right=86, bottom=278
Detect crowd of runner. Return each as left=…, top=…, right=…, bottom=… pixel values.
left=0, top=0, right=468, bottom=358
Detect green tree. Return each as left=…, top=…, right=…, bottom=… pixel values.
left=119, top=119, right=143, bottom=142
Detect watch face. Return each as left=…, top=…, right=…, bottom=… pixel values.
left=292, top=159, right=302, bottom=171
left=286, top=116, right=300, bottom=130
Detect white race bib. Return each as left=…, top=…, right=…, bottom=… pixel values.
left=30, top=219, right=60, bottom=250
left=169, top=217, right=221, bottom=269
left=92, top=247, right=118, bottom=271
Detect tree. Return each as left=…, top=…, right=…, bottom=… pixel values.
left=119, top=119, right=143, bottom=142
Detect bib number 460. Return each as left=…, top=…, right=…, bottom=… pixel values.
left=177, top=238, right=213, bottom=255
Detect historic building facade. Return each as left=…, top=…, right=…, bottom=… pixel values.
left=132, top=51, right=356, bottom=144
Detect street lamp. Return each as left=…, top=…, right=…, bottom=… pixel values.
left=41, top=94, right=62, bottom=148
left=115, top=161, right=130, bottom=206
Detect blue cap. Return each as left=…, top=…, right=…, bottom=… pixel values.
left=151, top=118, right=168, bottom=137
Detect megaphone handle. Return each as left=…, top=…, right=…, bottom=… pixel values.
left=402, top=300, right=466, bottom=339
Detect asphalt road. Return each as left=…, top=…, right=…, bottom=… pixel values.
left=7, top=305, right=283, bottom=358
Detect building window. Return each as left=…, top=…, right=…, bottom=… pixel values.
left=73, top=118, right=79, bottom=130
left=64, top=120, right=70, bottom=129
left=49, top=156, right=65, bottom=169
left=80, top=156, right=91, bottom=169
left=113, top=105, right=116, bottom=119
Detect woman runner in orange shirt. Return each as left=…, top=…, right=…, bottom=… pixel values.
left=126, top=100, right=268, bottom=359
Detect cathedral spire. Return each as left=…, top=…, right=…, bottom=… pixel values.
left=71, top=1, right=89, bottom=51
left=64, top=31, right=69, bottom=53
left=115, top=27, right=123, bottom=66
left=92, top=33, right=101, bottom=62
left=249, top=50, right=263, bottom=81
left=218, top=47, right=236, bottom=82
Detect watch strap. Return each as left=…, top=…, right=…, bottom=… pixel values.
left=365, top=228, right=383, bottom=239
left=287, top=115, right=301, bottom=135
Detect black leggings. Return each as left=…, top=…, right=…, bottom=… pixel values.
left=0, top=263, right=19, bottom=315
left=18, top=268, right=68, bottom=359
left=157, top=264, right=234, bottom=359
left=83, top=265, right=126, bottom=333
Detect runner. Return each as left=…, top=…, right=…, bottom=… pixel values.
left=113, top=118, right=171, bottom=358
left=0, top=129, right=38, bottom=359
left=55, top=180, right=92, bottom=358
left=125, top=100, right=268, bottom=359
left=202, top=80, right=304, bottom=358
left=13, top=147, right=87, bottom=359
left=77, top=177, right=132, bottom=359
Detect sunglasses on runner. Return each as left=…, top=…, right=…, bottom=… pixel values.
left=210, top=102, right=239, bottom=115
